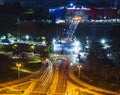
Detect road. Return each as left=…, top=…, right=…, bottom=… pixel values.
left=0, top=58, right=54, bottom=95
left=28, top=59, right=54, bottom=95
left=54, top=58, right=68, bottom=95
left=0, top=55, right=119, bottom=95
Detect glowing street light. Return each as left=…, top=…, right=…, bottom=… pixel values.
left=16, top=62, right=22, bottom=92
left=77, top=65, right=82, bottom=78
left=25, top=35, right=29, bottom=40
left=70, top=3, right=73, bottom=6
left=101, top=39, right=106, bottom=44
left=16, top=62, right=22, bottom=80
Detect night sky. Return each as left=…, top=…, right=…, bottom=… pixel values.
left=3, top=0, right=110, bottom=4
left=1, top=0, right=46, bottom=7
left=1, top=0, right=118, bottom=7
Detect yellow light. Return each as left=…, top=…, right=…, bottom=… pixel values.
left=16, top=63, right=22, bottom=68
left=77, top=65, right=82, bottom=68
left=30, top=45, right=35, bottom=49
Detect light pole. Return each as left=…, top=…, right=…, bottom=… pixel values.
left=16, top=63, right=22, bottom=80
left=77, top=65, right=82, bottom=78
left=16, top=62, right=22, bottom=93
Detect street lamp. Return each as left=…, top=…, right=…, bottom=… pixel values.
left=77, top=65, right=82, bottom=78
left=25, top=35, right=29, bottom=40
left=16, top=62, right=22, bottom=93
left=16, top=63, right=22, bottom=80
left=100, top=39, right=106, bottom=44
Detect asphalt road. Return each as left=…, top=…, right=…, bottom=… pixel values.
left=0, top=55, right=119, bottom=95
left=54, top=59, right=68, bottom=95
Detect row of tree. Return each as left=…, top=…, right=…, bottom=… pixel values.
left=87, top=54, right=120, bottom=84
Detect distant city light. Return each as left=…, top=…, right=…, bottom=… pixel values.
left=70, top=3, right=73, bottom=7
left=41, top=41, right=46, bottom=45
left=52, top=38, right=56, bottom=44
left=41, top=36, right=46, bottom=40
left=101, top=39, right=106, bottom=44
left=56, top=20, right=65, bottom=24
left=25, top=35, right=29, bottom=40
left=74, top=40, right=80, bottom=46
left=0, top=35, right=6, bottom=40
left=73, top=47, right=79, bottom=53
left=103, top=44, right=111, bottom=49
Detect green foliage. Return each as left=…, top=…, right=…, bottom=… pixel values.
left=87, top=54, right=120, bottom=84
left=28, top=45, right=35, bottom=52
left=12, top=44, right=18, bottom=50
left=39, top=47, right=50, bottom=58
left=49, top=45, right=53, bottom=52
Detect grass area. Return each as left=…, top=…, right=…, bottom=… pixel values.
left=0, top=63, right=42, bottom=83
left=74, top=70, right=120, bottom=92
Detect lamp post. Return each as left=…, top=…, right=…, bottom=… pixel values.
left=16, top=62, right=22, bottom=93
left=16, top=63, right=22, bottom=80
left=77, top=65, right=82, bottom=78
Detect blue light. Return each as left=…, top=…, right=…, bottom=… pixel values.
left=52, top=38, right=57, bottom=45
left=49, top=8, right=55, bottom=13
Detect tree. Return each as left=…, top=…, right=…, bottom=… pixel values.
left=100, top=64, right=111, bottom=80
left=0, top=54, right=12, bottom=72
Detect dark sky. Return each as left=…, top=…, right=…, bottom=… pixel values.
left=2, top=0, right=118, bottom=7
left=3, top=0, right=103, bottom=4
left=3, top=0, right=50, bottom=7
left=4, top=0, right=46, bottom=4
left=2, top=0, right=71, bottom=7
